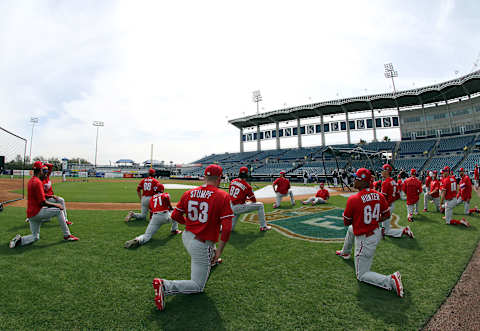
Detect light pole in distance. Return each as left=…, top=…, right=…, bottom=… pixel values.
left=92, top=121, right=104, bottom=169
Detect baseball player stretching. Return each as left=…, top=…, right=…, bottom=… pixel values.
left=273, top=171, right=295, bottom=208
left=9, top=161, right=79, bottom=248
left=302, top=181, right=330, bottom=205
left=335, top=168, right=404, bottom=298
left=440, top=167, right=470, bottom=227
left=456, top=168, right=480, bottom=216
left=423, top=170, right=441, bottom=212
left=474, top=164, right=479, bottom=189
left=125, top=169, right=163, bottom=222
left=381, top=164, right=414, bottom=239
left=124, top=186, right=182, bottom=248
left=403, top=169, right=422, bottom=222
left=229, top=167, right=271, bottom=232
left=152, top=164, right=234, bottom=311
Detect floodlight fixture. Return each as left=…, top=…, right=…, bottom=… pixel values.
left=29, top=117, right=39, bottom=162
left=252, top=90, right=262, bottom=114
left=93, top=121, right=105, bottom=169
left=384, top=63, right=398, bottom=93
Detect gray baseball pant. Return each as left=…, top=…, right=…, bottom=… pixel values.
left=231, top=202, right=266, bottom=230
left=275, top=190, right=295, bottom=207
left=303, top=197, right=326, bottom=205
left=406, top=202, right=418, bottom=217
left=136, top=212, right=179, bottom=245
left=423, top=193, right=440, bottom=211
left=453, top=197, right=470, bottom=215
left=47, top=196, right=68, bottom=221
left=132, top=196, right=151, bottom=220
left=383, top=203, right=404, bottom=238
left=20, top=207, right=71, bottom=246
left=340, top=226, right=395, bottom=291
left=163, top=230, right=215, bottom=295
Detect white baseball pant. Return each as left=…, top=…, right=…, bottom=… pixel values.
left=339, top=226, right=396, bottom=291
left=333, top=178, right=338, bottom=186
left=47, top=196, right=68, bottom=221
left=132, top=196, right=152, bottom=220
left=406, top=202, right=418, bottom=217
left=18, top=207, right=71, bottom=246
left=231, top=202, right=266, bottom=230
left=136, top=212, right=179, bottom=245
left=474, top=179, right=479, bottom=189
left=303, top=197, right=327, bottom=205
left=453, top=197, right=470, bottom=215
left=275, top=190, right=295, bottom=207
left=444, top=198, right=459, bottom=224
left=423, top=193, right=440, bottom=211
left=383, top=203, right=404, bottom=238
left=163, top=230, right=215, bottom=295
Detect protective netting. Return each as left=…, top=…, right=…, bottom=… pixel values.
left=0, top=127, right=27, bottom=204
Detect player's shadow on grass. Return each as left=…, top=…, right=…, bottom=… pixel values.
left=145, top=234, right=177, bottom=249
left=227, top=229, right=265, bottom=250
left=0, top=240, right=67, bottom=255
left=148, top=294, right=226, bottom=330
left=387, top=237, right=422, bottom=251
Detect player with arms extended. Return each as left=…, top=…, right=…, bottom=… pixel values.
left=335, top=168, right=404, bottom=297
left=229, top=167, right=271, bottom=232
left=152, top=164, right=234, bottom=311
left=302, top=181, right=330, bottom=205
left=440, top=167, right=470, bottom=227
left=125, top=169, right=163, bottom=222
left=124, top=185, right=181, bottom=248
left=272, top=171, right=295, bottom=208
left=403, top=169, right=422, bottom=222
left=9, top=161, right=78, bottom=248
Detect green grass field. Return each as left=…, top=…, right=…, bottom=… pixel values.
left=1, top=181, right=479, bottom=330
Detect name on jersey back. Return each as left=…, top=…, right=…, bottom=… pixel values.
left=361, top=192, right=380, bottom=203
left=190, top=189, right=214, bottom=199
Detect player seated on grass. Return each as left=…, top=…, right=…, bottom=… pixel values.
left=125, top=169, right=163, bottom=222
left=302, top=181, right=329, bottom=205
left=152, top=164, right=234, bottom=311
left=456, top=168, right=480, bottom=216
left=335, top=168, right=404, bottom=298
left=423, top=170, right=441, bottom=212
left=229, top=166, right=271, bottom=232
left=124, top=186, right=182, bottom=249
left=439, top=167, right=470, bottom=227
left=9, top=161, right=78, bottom=249
left=272, top=171, right=295, bottom=208
left=403, top=169, right=422, bottom=222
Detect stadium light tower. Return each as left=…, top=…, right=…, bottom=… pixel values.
left=252, top=90, right=262, bottom=114
left=29, top=117, right=39, bottom=162
left=93, top=121, right=104, bottom=169
left=384, top=63, right=398, bottom=93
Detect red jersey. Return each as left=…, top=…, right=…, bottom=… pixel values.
left=171, top=184, right=234, bottom=243
left=137, top=177, right=162, bottom=197
left=381, top=177, right=398, bottom=205
left=441, top=176, right=457, bottom=200
left=27, top=176, right=46, bottom=218
left=315, top=188, right=329, bottom=200
left=343, top=188, right=390, bottom=236
left=458, top=175, right=472, bottom=201
left=403, top=177, right=422, bottom=205
left=42, top=175, right=54, bottom=197
left=475, top=167, right=479, bottom=180
left=397, top=179, right=404, bottom=193
left=273, top=177, right=290, bottom=194
left=373, top=180, right=382, bottom=191
left=429, top=179, right=440, bottom=198
left=425, top=175, right=432, bottom=189
left=228, top=178, right=256, bottom=205
left=149, top=192, right=173, bottom=213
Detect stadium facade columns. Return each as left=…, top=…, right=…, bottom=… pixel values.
left=275, top=121, right=280, bottom=150
left=342, top=105, right=351, bottom=145
left=240, top=127, right=244, bottom=153
left=257, top=124, right=261, bottom=151
left=367, top=101, right=377, bottom=142
left=314, top=109, right=326, bottom=146
left=297, top=118, right=302, bottom=148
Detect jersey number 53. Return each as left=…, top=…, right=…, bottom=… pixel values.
left=188, top=200, right=209, bottom=223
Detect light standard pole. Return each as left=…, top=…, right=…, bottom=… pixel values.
left=92, top=121, right=104, bottom=169
left=384, top=63, right=398, bottom=93
left=252, top=90, right=262, bottom=114
left=29, top=117, right=39, bottom=162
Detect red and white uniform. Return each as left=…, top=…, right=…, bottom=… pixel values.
left=150, top=192, right=173, bottom=213
left=338, top=188, right=400, bottom=293
left=403, top=176, right=422, bottom=218
left=424, top=178, right=441, bottom=211
left=303, top=187, right=330, bottom=205
left=229, top=178, right=267, bottom=230
left=42, top=173, right=69, bottom=222
left=273, top=176, right=295, bottom=207
left=381, top=177, right=405, bottom=238
left=441, top=175, right=458, bottom=224
left=27, top=176, right=46, bottom=218
left=454, top=175, right=473, bottom=215
left=131, top=177, right=163, bottom=221
left=474, top=166, right=479, bottom=188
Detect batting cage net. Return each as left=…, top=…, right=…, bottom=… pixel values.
left=0, top=126, right=27, bottom=206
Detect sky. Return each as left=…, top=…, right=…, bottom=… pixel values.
left=1, top=0, right=479, bottom=165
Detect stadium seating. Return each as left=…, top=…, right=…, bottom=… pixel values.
left=437, top=136, right=475, bottom=153
left=360, top=141, right=397, bottom=152
left=292, top=161, right=347, bottom=175
left=425, top=155, right=463, bottom=171
left=280, top=147, right=317, bottom=160
left=393, top=157, right=428, bottom=171
left=398, top=140, right=436, bottom=155
left=457, top=153, right=480, bottom=172
left=253, top=163, right=294, bottom=176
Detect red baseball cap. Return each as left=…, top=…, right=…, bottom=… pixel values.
left=382, top=164, right=392, bottom=172
left=148, top=168, right=155, bottom=175
left=410, top=169, right=416, bottom=175
left=443, top=166, right=450, bottom=172
left=279, top=171, right=286, bottom=175
left=239, top=166, right=249, bottom=175
left=355, top=168, right=372, bottom=182
left=433, top=170, right=438, bottom=174
left=458, top=167, right=465, bottom=172
left=44, top=163, right=53, bottom=170
left=33, top=161, right=43, bottom=169
left=204, top=164, right=223, bottom=177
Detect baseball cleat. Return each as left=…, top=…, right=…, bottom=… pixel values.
left=170, top=230, right=182, bottom=235
left=152, top=278, right=165, bottom=311
left=211, top=258, right=223, bottom=267
left=407, top=216, right=413, bottom=223
left=124, top=239, right=140, bottom=248
left=260, top=225, right=272, bottom=232
left=66, top=220, right=73, bottom=225
left=9, top=234, right=21, bottom=248
left=302, top=201, right=308, bottom=205
left=125, top=211, right=134, bottom=222
left=403, top=226, right=414, bottom=239
left=335, top=250, right=350, bottom=260
left=460, top=218, right=471, bottom=227
left=25, top=218, right=29, bottom=223
left=423, top=209, right=427, bottom=212
left=391, top=271, right=404, bottom=298
left=273, top=203, right=279, bottom=209
left=64, top=235, right=79, bottom=241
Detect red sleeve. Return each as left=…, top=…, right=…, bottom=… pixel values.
left=137, top=179, right=144, bottom=192
left=166, top=194, right=173, bottom=211
left=273, top=178, right=279, bottom=188
left=379, top=194, right=391, bottom=221
left=219, top=195, right=234, bottom=242
left=246, top=185, right=256, bottom=202
left=171, top=192, right=188, bottom=224
left=171, top=209, right=186, bottom=224
left=343, top=196, right=354, bottom=226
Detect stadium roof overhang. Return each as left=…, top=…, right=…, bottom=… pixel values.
left=229, top=69, right=480, bottom=129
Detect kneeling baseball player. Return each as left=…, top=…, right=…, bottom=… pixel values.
left=125, top=169, right=162, bottom=222
left=152, top=164, right=234, bottom=311
left=229, top=167, right=271, bottom=232
left=456, top=168, right=480, bottom=216
left=423, top=170, right=441, bottom=212
left=335, top=168, right=404, bottom=297
left=124, top=186, right=181, bottom=248
left=273, top=171, right=295, bottom=208
left=10, top=161, right=79, bottom=248
left=302, top=181, right=329, bottom=205
left=440, top=167, right=470, bottom=227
